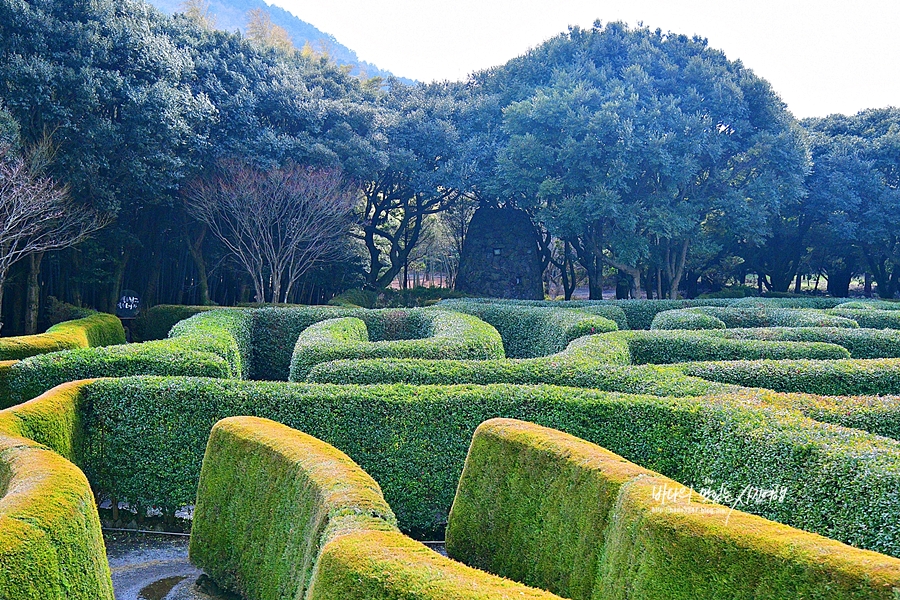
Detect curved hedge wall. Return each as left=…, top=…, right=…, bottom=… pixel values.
left=439, top=300, right=619, bottom=357
left=706, top=327, right=900, bottom=358
left=829, top=308, right=900, bottom=330
left=0, top=313, right=124, bottom=361
left=288, top=311, right=504, bottom=381
left=446, top=419, right=900, bottom=600
left=190, top=417, right=398, bottom=600
left=0, top=382, right=112, bottom=600
left=652, top=306, right=860, bottom=329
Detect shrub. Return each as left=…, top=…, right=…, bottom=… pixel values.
left=80, top=376, right=900, bottom=555
left=707, top=327, right=900, bottom=359
left=836, top=301, right=900, bottom=311
left=618, top=330, right=850, bottom=363
left=650, top=309, right=726, bottom=330
left=308, top=529, right=561, bottom=600
left=439, top=300, right=618, bottom=357
left=829, top=308, right=900, bottom=329
left=446, top=419, right=900, bottom=600
left=681, top=358, right=900, bottom=396
left=659, top=306, right=860, bottom=329
left=0, top=382, right=113, bottom=600
left=130, top=304, right=218, bottom=342
left=0, top=313, right=125, bottom=361
left=729, top=296, right=851, bottom=309
left=190, top=417, right=398, bottom=600
left=288, top=311, right=504, bottom=381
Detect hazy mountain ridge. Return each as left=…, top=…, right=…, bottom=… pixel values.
left=148, top=0, right=414, bottom=83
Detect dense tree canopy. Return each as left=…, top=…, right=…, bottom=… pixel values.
left=0, top=3, right=897, bottom=331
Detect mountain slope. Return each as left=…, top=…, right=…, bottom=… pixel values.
left=148, top=0, right=413, bottom=83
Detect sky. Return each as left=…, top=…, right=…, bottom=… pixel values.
left=265, top=0, right=900, bottom=119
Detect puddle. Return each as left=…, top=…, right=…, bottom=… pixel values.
left=139, top=576, right=187, bottom=600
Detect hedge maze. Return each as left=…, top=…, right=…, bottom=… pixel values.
left=2, top=297, right=900, bottom=598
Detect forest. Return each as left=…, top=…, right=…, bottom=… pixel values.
left=0, top=0, right=898, bottom=334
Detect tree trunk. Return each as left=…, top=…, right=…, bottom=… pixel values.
left=794, top=271, right=803, bottom=294
left=24, top=252, right=43, bottom=335
left=0, top=271, right=6, bottom=334
left=108, top=249, right=131, bottom=313
left=826, top=268, right=853, bottom=297
left=185, top=225, right=210, bottom=305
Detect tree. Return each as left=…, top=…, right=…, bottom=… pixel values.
left=0, top=148, right=105, bottom=331
left=180, top=0, right=216, bottom=30
left=185, top=160, right=355, bottom=303
left=246, top=8, right=294, bottom=54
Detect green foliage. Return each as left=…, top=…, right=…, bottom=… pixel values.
left=650, top=309, right=726, bottom=330
left=79, top=376, right=900, bottom=555
left=682, top=358, right=900, bottom=396
left=708, top=327, right=900, bottom=359
left=829, top=308, right=900, bottom=330
left=0, top=313, right=125, bottom=361
left=656, top=306, right=860, bottom=329
left=440, top=300, right=618, bottom=358
left=190, top=416, right=397, bottom=600
left=131, top=305, right=218, bottom=342
left=0, top=410, right=113, bottom=600
left=330, top=287, right=472, bottom=309
left=838, top=301, right=900, bottom=311
left=696, top=285, right=758, bottom=299
left=447, top=419, right=900, bottom=600
left=288, top=311, right=504, bottom=381
left=308, top=529, right=561, bottom=600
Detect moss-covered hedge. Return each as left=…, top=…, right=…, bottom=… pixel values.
left=308, top=529, right=562, bottom=600
left=79, top=377, right=900, bottom=554
left=681, top=358, right=900, bottom=396
left=438, top=300, right=618, bottom=357
left=288, top=311, right=504, bottom=381
left=0, top=309, right=252, bottom=409
left=0, top=382, right=112, bottom=600
left=0, top=313, right=124, bottom=361
left=829, top=308, right=900, bottom=329
left=190, top=417, right=398, bottom=600
left=446, top=419, right=900, bottom=600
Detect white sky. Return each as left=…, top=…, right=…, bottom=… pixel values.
left=266, top=0, right=900, bottom=119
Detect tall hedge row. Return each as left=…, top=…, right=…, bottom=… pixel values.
left=446, top=419, right=900, bottom=600
left=652, top=306, right=860, bottom=329
left=0, top=313, right=124, bottom=361
left=79, top=377, right=900, bottom=555
left=0, top=382, right=113, bottom=600
left=190, top=417, right=398, bottom=600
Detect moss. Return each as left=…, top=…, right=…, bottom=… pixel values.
left=0, top=313, right=124, bottom=361
left=447, top=419, right=900, bottom=600
left=190, top=417, right=397, bottom=600
left=308, top=529, right=562, bottom=599
left=0, top=435, right=113, bottom=599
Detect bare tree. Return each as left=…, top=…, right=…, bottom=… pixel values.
left=185, top=160, right=355, bottom=304
left=0, top=150, right=107, bottom=332
left=180, top=0, right=217, bottom=30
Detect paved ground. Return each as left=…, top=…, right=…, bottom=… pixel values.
left=105, top=531, right=232, bottom=600
left=106, top=530, right=447, bottom=600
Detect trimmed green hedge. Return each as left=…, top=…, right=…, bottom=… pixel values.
left=308, top=529, right=562, bottom=600
left=681, top=358, right=900, bottom=396
left=80, top=377, right=900, bottom=555
left=829, top=308, right=900, bottom=329
left=653, top=306, right=860, bottom=329
left=439, top=300, right=618, bottom=358
left=288, top=311, right=504, bottom=381
left=650, top=309, right=726, bottom=330
left=0, top=382, right=113, bottom=600
left=618, top=330, right=850, bottom=363
left=705, top=327, right=900, bottom=359
left=0, top=309, right=253, bottom=409
left=837, top=300, right=900, bottom=311
left=0, top=313, right=124, bottom=361
left=190, top=416, right=398, bottom=600
left=446, top=418, right=900, bottom=600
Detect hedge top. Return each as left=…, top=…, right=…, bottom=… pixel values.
left=447, top=418, right=900, bottom=600
left=0, top=313, right=125, bottom=361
